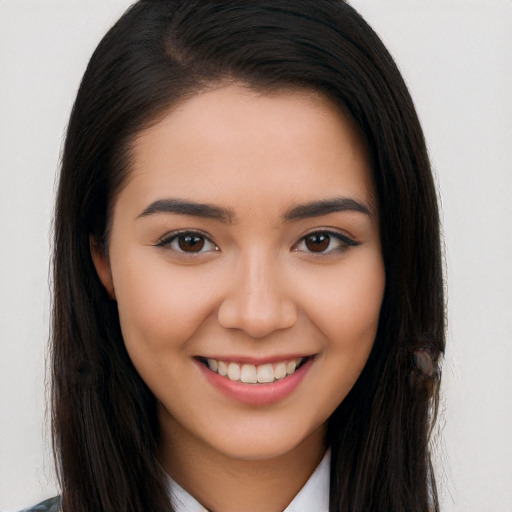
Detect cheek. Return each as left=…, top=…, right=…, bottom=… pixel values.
left=300, top=254, right=385, bottom=345
left=297, top=252, right=385, bottom=407
left=111, top=253, right=220, bottom=354
left=311, top=261, right=384, bottom=413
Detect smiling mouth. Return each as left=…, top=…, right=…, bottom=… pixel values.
left=197, top=356, right=311, bottom=384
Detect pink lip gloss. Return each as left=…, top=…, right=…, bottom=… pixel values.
left=196, top=357, right=314, bottom=406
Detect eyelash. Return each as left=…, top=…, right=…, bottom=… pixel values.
left=156, top=230, right=219, bottom=254
left=293, top=231, right=360, bottom=254
left=155, top=230, right=359, bottom=255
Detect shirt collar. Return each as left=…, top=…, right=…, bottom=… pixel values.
left=168, top=450, right=330, bottom=512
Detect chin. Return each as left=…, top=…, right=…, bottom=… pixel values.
left=207, top=419, right=327, bottom=462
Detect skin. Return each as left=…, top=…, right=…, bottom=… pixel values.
left=92, top=83, right=385, bottom=512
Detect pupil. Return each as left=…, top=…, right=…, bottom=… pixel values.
left=179, top=235, right=205, bottom=252
left=305, top=234, right=329, bottom=252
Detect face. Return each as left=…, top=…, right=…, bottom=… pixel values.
left=92, top=84, right=385, bottom=464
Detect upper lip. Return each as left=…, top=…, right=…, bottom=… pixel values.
left=195, top=354, right=314, bottom=365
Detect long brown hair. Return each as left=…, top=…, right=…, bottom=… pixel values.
left=52, top=1, right=445, bottom=510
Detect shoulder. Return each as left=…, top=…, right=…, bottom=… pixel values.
left=19, top=496, right=61, bottom=512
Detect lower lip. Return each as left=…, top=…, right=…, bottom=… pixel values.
left=197, top=358, right=314, bottom=406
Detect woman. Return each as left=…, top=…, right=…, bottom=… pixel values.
left=25, top=0, right=444, bottom=510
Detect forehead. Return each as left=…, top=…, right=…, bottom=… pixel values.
left=120, top=83, right=375, bottom=217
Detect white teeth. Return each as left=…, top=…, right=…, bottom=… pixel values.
left=274, top=362, right=287, bottom=380
left=257, top=363, right=274, bottom=383
left=227, top=362, right=240, bottom=381
left=240, top=364, right=257, bottom=383
left=217, top=360, right=228, bottom=376
left=204, top=357, right=305, bottom=383
left=286, top=360, right=297, bottom=375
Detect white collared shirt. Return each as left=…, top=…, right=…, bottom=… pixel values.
left=168, top=451, right=330, bottom=512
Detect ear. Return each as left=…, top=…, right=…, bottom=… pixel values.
left=90, top=235, right=116, bottom=299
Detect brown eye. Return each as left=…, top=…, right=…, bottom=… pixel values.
left=156, top=231, right=218, bottom=254
left=304, top=233, right=330, bottom=252
left=294, top=230, right=359, bottom=255
left=178, top=234, right=205, bottom=252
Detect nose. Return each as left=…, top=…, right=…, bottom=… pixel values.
left=217, top=252, right=298, bottom=339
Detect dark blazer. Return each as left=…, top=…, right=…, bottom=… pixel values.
left=19, top=496, right=60, bottom=512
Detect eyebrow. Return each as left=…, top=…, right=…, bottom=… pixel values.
left=284, top=197, right=373, bottom=221
left=138, top=198, right=234, bottom=223
left=138, top=196, right=373, bottom=224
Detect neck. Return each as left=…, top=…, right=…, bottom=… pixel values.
left=159, top=414, right=326, bottom=512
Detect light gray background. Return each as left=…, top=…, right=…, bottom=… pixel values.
left=1, top=1, right=511, bottom=510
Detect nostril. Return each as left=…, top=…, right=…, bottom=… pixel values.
left=216, top=269, right=298, bottom=337
left=217, top=301, right=297, bottom=338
